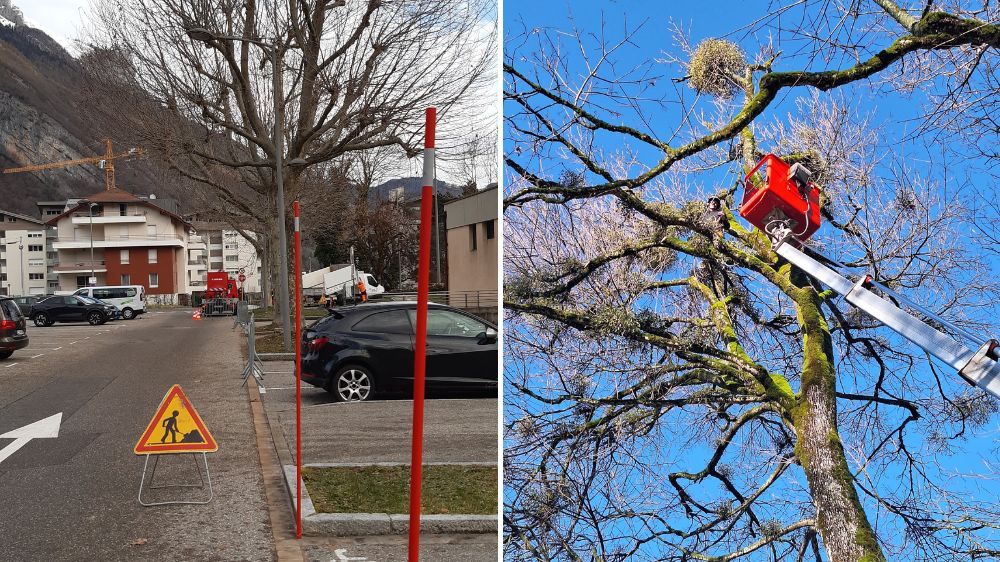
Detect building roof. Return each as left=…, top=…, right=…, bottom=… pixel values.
left=81, top=187, right=143, bottom=203
left=444, top=184, right=499, bottom=229
left=45, top=187, right=192, bottom=228
left=0, top=209, right=45, bottom=226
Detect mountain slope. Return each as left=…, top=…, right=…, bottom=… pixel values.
left=0, top=15, right=172, bottom=216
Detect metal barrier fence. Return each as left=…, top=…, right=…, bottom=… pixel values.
left=240, top=314, right=265, bottom=390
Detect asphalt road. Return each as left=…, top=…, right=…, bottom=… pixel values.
left=0, top=310, right=274, bottom=561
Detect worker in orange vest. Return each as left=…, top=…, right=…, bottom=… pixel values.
left=356, top=279, right=368, bottom=303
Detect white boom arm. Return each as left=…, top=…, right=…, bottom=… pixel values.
left=773, top=237, right=1000, bottom=400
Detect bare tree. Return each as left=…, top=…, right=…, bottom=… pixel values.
left=81, top=0, right=495, bottom=317
left=504, top=2, right=1000, bottom=561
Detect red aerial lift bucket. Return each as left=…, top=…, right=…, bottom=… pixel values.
left=739, top=154, right=821, bottom=242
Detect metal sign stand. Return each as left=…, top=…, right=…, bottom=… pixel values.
left=138, top=452, right=214, bottom=506
left=241, top=314, right=266, bottom=391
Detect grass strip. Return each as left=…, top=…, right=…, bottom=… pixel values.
left=303, top=465, right=498, bottom=515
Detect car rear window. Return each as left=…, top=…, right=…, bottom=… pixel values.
left=1, top=300, right=22, bottom=320
left=351, top=310, right=413, bottom=334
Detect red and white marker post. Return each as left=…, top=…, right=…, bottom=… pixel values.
left=408, top=107, right=435, bottom=560
left=293, top=200, right=304, bottom=538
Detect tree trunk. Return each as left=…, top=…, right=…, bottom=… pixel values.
left=791, top=287, right=885, bottom=562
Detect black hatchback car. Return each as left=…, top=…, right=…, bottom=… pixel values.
left=301, top=302, right=498, bottom=402
left=0, top=296, right=29, bottom=359
left=29, top=295, right=114, bottom=326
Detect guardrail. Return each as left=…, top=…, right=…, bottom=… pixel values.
left=380, top=290, right=498, bottom=309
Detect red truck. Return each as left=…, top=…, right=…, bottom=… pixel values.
left=202, top=271, right=239, bottom=316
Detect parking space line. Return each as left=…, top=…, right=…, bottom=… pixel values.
left=30, top=354, right=44, bottom=359
left=5, top=363, right=17, bottom=368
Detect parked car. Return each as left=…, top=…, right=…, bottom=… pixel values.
left=29, top=295, right=113, bottom=326
left=77, top=296, right=120, bottom=321
left=8, top=295, right=43, bottom=316
left=300, top=301, right=498, bottom=402
left=72, top=285, right=146, bottom=319
left=0, top=296, right=28, bottom=359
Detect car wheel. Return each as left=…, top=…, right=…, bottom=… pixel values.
left=329, top=364, right=375, bottom=402
left=33, top=313, right=51, bottom=327
left=0, top=350, right=12, bottom=359
left=88, top=311, right=104, bottom=325
left=121, top=307, right=135, bottom=320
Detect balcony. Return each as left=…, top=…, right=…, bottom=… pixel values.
left=53, top=233, right=185, bottom=250
left=70, top=211, right=148, bottom=225
left=54, top=260, right=108, bottom=274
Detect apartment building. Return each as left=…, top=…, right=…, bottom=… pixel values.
left=443, top=185, right=498, bottom=313
left=45, top=187, right=192, bottom=303
left=188, top=221, right=262, bottom=293
left=0, top=210, right=54, bottom=296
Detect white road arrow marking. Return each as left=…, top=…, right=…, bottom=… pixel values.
left=0, top=413, right=63, bottom=465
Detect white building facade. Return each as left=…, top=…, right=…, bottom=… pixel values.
left=0, top=210, right=54, bottom=296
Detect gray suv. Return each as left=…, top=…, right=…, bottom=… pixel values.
left=0, top=297, right=29, bottom=359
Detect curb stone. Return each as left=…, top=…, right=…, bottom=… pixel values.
left=282, top=465, right=499, bottom=537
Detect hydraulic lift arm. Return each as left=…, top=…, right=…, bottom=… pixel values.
left=771, top=228, right=1000, bottom=400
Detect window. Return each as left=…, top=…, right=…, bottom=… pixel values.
left=1, top=299, right=22, bottom=321
left=6, top=217, right=14, bottom=222
left=28, top=273, right=44, bottom=280
left=469, top=224, right=478, bottom=251
left=226, top=255, right=239, bottom=262
left=28, top=245, right=43, bottom=252
left=124, top=288, right=137, bottom=297
left=352, top=310, right=413, bottom=334
left=120, top=249, right=129, bottom=264
left=28, top=259, right=43, bottom=266
left=121, top=274, right=131, bottom=285
left=409, top=309, right=488, bottom=338
left=485, top=220, right=495, bottom=240
left=45, top=209, right=60, bottom=215
left=224, top=243, right=238, bottom=250
left=148, top=273, right=159, bottom=287
left=148, top=249, right=157, bottom=264
left=119, top=203, right=128, bottom=216
left=28, top=232, right=42, bottom=238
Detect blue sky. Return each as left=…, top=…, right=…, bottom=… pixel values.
left=504, top=1, right=999, bottom=558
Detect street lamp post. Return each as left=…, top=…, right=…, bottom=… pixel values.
left=4, top=238, right=24, bottom=295
left=186, top=27, right=319, bottom=351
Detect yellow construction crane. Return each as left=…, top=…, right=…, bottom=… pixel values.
left=2, top=139, right=145, bottom=191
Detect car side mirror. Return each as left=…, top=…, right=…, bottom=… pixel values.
left=478, top=327, right=498, bottom=344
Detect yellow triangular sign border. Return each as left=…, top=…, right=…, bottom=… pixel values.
left=134, top=385, right=218, bottom=455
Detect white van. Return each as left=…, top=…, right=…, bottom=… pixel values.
left=73, top=285, right=147, bottom=319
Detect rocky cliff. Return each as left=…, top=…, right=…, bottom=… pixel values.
left=0, top=8, right=171, bottom=216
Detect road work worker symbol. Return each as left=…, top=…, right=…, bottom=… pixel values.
left=134, top=385, right=217, bottom=455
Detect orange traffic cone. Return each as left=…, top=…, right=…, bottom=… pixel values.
left=193, top=308, right=202, bottom=320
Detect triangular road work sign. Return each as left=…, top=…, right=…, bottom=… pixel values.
left=134, top=385, right=218, bottom=455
